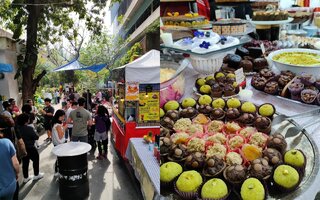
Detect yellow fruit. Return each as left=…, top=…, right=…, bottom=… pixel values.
left=174, top=12, right=179, bottom=16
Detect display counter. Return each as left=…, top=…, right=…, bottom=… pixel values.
left=126, top=138, right=160, bottom=200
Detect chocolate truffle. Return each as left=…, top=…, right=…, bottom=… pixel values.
left=211, top=83, right=223, bottom=98
left=224, top=164, right=247, bottom=185
left=263, top=148, right=283, bottom=166
left=264, top=81, right=279, bottom=95
left=238, top=113, right=256, bottom=125
left=249, top=158, right=272, bottom=180
left=254, top=116, right=271, bottom=134
left=251, top=76, right=267, bottom=91
left=165, top=110, right=180, bottom=122
left=253, top=58, right=268, bottom=72
left=210, top=108, right=226, bottom=121
left=203, top=156, right=226, bottom=177
left=259, top=69, right=274, bottom=79
left=179, top=107, right=198, bottom=119
left=266, top=133, right=287, bottom=153
left=226, top=108, right=241, bottom=121
left=198, top=104, right=213, bottom=116
left=224, top=84, right=236, bottom=96
left=278, top=75, right=293, bottom=88
left=185, top=151, right=206, bottom=170
left=239, top=60, right=253, bottom=72
left=168, top=144, right=188, bottom=162
left=281, top=70, right=295, bottom=79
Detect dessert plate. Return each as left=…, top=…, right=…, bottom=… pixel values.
left=250, top=17, right=294, bottom=25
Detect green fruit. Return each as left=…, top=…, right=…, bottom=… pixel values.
left=160, top=162, right=183, bottom=182
left=212, top=98, right=225, bottom=109
left=176, top=170, right=203, bottom=192
left=215, top=72, right=225, bottom=79
left=181, top=98, right=196, bottom=108
left=199, top=85, right=211, bottom=94
left=241, top=178, right=265, bottom=200
left=273, top=165, right=299, bottom=189
left=160, top=108, right=165, bottom=118
left=201, top=178, right=228, bottom=199
left=284, top=150, right=305, bottom=168
left=164, top=100, right=179, bottom=111
left=205, top=76, right=215, bottom=81
left=227, top=98, right=241, bottom=108
left=196, top=78, right=206, bottom=88
left=198, top=95, right=212, bottom=106
left=241, top=102, right=256, bottom=113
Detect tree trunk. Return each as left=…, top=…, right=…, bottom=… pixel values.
left=21, top=0, right=45, bottom=102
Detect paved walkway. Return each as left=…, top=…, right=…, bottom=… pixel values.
left=17, top=103, right=143, bottom=200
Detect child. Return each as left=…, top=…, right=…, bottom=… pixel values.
left=94, top=105, right=111, bottom=160
left=51, top=109, right=67, bottom=176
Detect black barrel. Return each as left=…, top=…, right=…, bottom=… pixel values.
left=58, top=153, right=89, bottom=200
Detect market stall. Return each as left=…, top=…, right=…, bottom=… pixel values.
left=111, top=50, right=160, bottom=159
left=160, top=2, right=320, bottom=200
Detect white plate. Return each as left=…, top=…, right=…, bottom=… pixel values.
left=250, top=17, right=293, bottom=25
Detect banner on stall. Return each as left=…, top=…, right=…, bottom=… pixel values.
left=138, top=84, right=160, bottom=122
left=125, top=82, right=139, bottom=101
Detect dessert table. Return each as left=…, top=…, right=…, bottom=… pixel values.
left=125, top=138, right=161, bottom=200
left=180, top=61, right=320, bottom=199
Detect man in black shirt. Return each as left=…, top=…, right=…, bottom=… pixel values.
left=41, top=98, right=54, bottom=142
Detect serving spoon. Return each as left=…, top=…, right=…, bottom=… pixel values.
left=285, top=117, right=320, bottom=138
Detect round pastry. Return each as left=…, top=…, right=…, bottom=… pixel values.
left=239, top=127, right=257, bottom=139
left=215, top=72, right=226, bottom=82
left=201, top=178, right=229, bottom=200
left=237, top=113, right=255, bottom=126
left=273, top=165, right=300, bottom=192
left=193, top=114, right=210, bottom=125
left=181, top=97, right=197, bottom=109
left=249, top=132, right=268, bottom=148
left=226, top=98, right=241, bottom=109
left=199, top=84, right=212, bottom=95
left=168, top=144, right=189, bottom=162
left=251, top=76, right=267, bottom=91
left=187, top=137, right=206, bottom=153
left=226, top=108, right=241, bottom=121
left=188, top=123, right=204, bottom=135
left=264, top=81, right=279, bottom=95
left=284, top=149, right=306, bottom=174
left=241, top=102, right=257, bottom=114
left=243, top=55, right=254, bottom=62
left=258, top=103, right=275, bottom=118
left=175, top=170, right=203, bottom=198
left=240, top=178, right=265, bottom=200
left=211, top=83, right=223, bottom=98
left=160, top=162, right=183, bottom=184
left=253, top=58, right=268, bottom=72
left=227, top=54, right=242, bottom=69
left=263, top=148, right=283, bottom=166
left=161, top=117, right=175, bottom=130
left=160, top=137, right=172, bottom=155
left=249, top=158, right=272, bottom=180
left=236, top=47, right=249, bottom=58
left=288, top=82, right=304, bottom=96
left=266, top=133, right=287, bottom=153
left=206, top=143, right=227, bottom=159
left=212, top=98, right=226, bottom=109
left=239, top=59, right=253, bottom=72
left=198, top=104, right=213, bottom=116
left=226, top=152, right=243, bottom=166
left=281, top=70, right=295, bottom=79
left=202, top=156, right=226, bottom=178
left=198, top=95, right=213, bottom=106
left=278, top=75, right=292, bottom=88
left=205, top=75, right=215, bottom=81
left=300, top=73, right=316, bottom=86
left=173, top=118, right=192, bottom=132
left=206, top=133, right=227, bottom=145
left=225, top=121, right=242, bottom=135
left=210, top=108, right=226, bottom=121
left=300, top=89, right=318, bottom=104
left=224, top=84, right=236, bottom=97
left=185, top=152, right=206, bottom=170
left=259, top=69, right=274, bottom=79
left=254, top=117, right=271, bottom=134
left=165, top=110, right=180, bottom=122
left=248, top=47, right=263, bottom=58
left=207, top=120, right=225, bottom=133
left=224, top=164, right=247, bottom=187
left=228, top=135, right=245, bottom=150
left=195, top=78, right=207, bottom=89
left=179, top=107, right=198, bottom=119
left=242, top=144, right=262, bottom=162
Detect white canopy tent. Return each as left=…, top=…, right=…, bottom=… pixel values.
left=116, top=49, right=160, bottom=84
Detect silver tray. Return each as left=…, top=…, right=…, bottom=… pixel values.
left=160, top=118, right=319, bottom=199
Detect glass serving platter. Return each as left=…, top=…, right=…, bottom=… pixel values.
left=160, top=118, right=319, bottom=200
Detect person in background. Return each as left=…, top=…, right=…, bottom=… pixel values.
left=1, top=101, right=15, bottom=142
left=51, top=110, right=67, bottom=176
left=8, top=98, right=20, bottom=119
left=94, top=105, right=111, bottom=159
left=41, top=98, right=54, bottom=142
left=0, top=133, right=20, bottom=200
left=55, top=90, right=60, bottom=104
left=74, top=91, right=80, bottom=102
left=65, top=101, right=77, bottom=140
left=17, top=113, right=43, bottom=183
left=82, top=89, right=92, bottom=111
left=21, top=104, right=39, bottom=148
left=67, top=97, right=92, bottom=143
left=96, top=90, right=102, bottom=102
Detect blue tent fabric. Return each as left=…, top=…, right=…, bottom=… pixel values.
left=53, top=58, right=106, bottom=73
left=0, top=63, right=13, bottom=72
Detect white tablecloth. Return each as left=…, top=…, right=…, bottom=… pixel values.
left=126, top=138, right=160, bottom=200
left=182, top=62, right=320, bottom=199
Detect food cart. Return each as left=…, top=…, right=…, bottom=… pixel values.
left=111, top=50, right=160, bottom=159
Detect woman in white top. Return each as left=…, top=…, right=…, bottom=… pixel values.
left=51, top=109, right=67, bottom=176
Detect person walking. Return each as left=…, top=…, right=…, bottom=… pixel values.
left=67, top=97, right=92, bottom=143
left=17, top=113, right=44, bottom=183
left=41, top=98, right=54, bottom=142
left=51, top=110, right=67, bottom=176
left=94, top=105, right=111, bottom=160
left=0, top=134, right=20, bottom=200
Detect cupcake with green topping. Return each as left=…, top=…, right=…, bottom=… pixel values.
left=241, top=102, right=257, bottom=114
left=273, top=165, right=300, bottom=192
left=240, top=178, right=266, bottom=200
left=226, top=98, right=241, bottom=109
left=258, top=103, right=276, bottom=118
left=212, top=98, right=226, bottom=109
left=175, top=170, right=203, bottom=199
left=284, top=149, right=306, bottom=175
left=200, top=178, right=230, bottom=200
left=160, top=162, right=183, bottom=187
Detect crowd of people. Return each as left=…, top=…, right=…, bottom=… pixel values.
left=0, top=91, right=112, bottom=200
